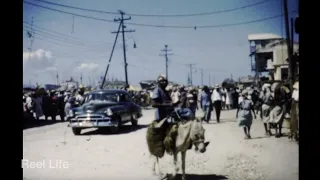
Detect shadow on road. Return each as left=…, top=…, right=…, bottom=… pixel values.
left=203, top=119, right=236, bottom=124
left=23, top=120, right=64, bottom=130
left=81, top=124, right=149, bottom=135
left=250, top=136, right=270, bottom=140
left=166, top=173, right=228, bottom=180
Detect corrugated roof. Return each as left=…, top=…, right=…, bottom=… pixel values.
left=248, top=33, right=283, bottom=41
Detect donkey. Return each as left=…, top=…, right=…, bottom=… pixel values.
left=150, top=118, right=210, bottom=180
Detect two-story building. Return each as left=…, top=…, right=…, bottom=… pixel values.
left=248, top=33, right=299, bottom=81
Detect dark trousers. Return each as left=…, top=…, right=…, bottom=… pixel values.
left=214, top=100, right=222, bottom=122
left=59, top=111, right=65, bottom=121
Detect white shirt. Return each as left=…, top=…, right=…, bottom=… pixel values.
left=76, top=94, right=84, bottom=104
left=238, top=96, right=244, bottom=104
left=292, top=89, right=299, bottom=102
left=26, top=96, right=33, bottom=109
left=212, top=89, right=222, bottom=101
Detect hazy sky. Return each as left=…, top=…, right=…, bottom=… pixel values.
left=23, top=0, right=298, bottom=86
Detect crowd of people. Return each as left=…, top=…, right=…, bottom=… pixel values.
left=149, top=74, right=299, bottom=143
left=23, top=87, right=87, bottom=123
left=23, top=75, right=299, bottom=143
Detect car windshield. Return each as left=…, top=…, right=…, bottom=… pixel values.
left=85, top=93, right=119, bottom=103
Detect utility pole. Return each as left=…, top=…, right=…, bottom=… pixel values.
left=283, top=0, right=294, bottom=90
left=290, top=18, right=294, bottom=52
left=209, top=72, right=211, bottom=86
left=160, top=45, right=173, bottom=80
left=114, top=10, right=135, bottom=87
left=186, top=64, right=196, bottom=86
left=80, top=73, right=83, bottom=85
left=101, top=13, right=123, bottom=89
left=56, top=73, right=59, bottom=85
left=200, top=68, right=204, bottom=86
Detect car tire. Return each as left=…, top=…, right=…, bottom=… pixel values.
left=109, top=116, right=121, bottom=134
left=72, top=128, right=81, bottom=135
left=131, top=113, right=138, bottom=126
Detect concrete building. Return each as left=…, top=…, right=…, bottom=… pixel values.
left=248, top=33, right=299, bottom=81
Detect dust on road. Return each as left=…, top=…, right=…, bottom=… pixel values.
left=23, top=109, right=298, bottom=180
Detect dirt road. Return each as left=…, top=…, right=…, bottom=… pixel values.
left=23, top=109, right=298, bottom=180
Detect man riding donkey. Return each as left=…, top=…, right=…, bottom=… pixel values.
left=146, top=74, right=209, bottom=180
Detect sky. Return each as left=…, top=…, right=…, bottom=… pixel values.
left=23, top=0, right=299, bottom=86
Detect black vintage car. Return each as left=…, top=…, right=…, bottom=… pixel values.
left=68, top=89, right=143, bottom=135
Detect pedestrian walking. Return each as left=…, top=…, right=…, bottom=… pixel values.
left=34, top=92, right=43, bottom=121
left=57, top=91, right=66, bottom=121
left=236, top=90, right=256, bottom=139
left=261, top=83, right=273, bottom=136
left=225, top=88, right=233, bottom=110
left=187, top=87, right=198, bottom=116
left=200, top=86, right=212, bottom=123
left=212, top=84, right=222, bottom=123
left=290, top=81, right=299, bottom=142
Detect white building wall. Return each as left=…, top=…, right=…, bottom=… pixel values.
left=273, top=44, right=299, bottom=66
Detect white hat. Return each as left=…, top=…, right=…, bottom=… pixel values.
left=262, top=83, right=271, bottom=91
left=215, top=84, right=220, bottom=88
left=242, top=89, right=249, bottom=96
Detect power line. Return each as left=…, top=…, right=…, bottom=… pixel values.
left=24, top=0, right=297, bottom=29
left=23, top=21, right=110, bottom=45
left=23, top=26, right=109, bottom=50
left=23, top=25, right=109, bottom=48
left=30, top=0, right=270, bottom=17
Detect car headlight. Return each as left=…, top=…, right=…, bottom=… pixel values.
left=69, top=110, right=74, bottom=117
left=105, top=108, right=113, bottom=116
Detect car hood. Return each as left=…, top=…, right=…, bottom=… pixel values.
left=81, top=102, right=119, bottom=113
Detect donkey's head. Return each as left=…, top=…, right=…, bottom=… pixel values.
left=190, top=118, right=210, bottom=153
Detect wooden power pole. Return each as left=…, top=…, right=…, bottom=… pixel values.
left=160, top=45, right=173, bottom=80
left=114, top=10, right=135, bottom=87
left=186, top=64, right=196, bottom=86
left=283, top=0, right=294, bottom=90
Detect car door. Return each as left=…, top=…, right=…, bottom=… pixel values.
left=118, top=93, right=131, bottom=121
left=124, top=93, right=135, bottom=120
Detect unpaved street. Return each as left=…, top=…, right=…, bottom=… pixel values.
left=23, top=109, right=298, bottom=180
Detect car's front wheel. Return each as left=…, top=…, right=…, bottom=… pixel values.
left=109, top=116, right=121, bottom=134
left=72, top=128, right=81, bottom=135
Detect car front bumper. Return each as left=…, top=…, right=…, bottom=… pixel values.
left=68, top=114, right=118, bottom=128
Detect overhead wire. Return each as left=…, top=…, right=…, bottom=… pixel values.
left=23, top=27, right=108, bottom=49
left=24, top=0, right=296, bottom=29
left=23, top=26, right=112, bottom=50
left=30, top=0, right=270, bottom=17
left=23, top=21, right=111, bottom=45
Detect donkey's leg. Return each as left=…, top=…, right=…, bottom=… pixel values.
left=155, top=156, right=163, bottom=179
left=152, top=155, right=157, bottom=175
left=181, top=151, right=187, bottom=180
left=172, top=152, right=179, bottom=177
